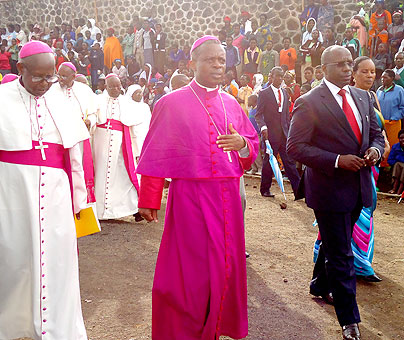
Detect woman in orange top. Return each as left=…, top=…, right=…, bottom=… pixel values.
left=103, top=28, right=124, bottom=73
left=279, top=37, right=297, bottom=71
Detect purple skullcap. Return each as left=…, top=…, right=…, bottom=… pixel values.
left=1, top=74, right=19, bottom=84
left=60, top=62, right=77, bottom=72
left=190, top=35, right=220, bottom=55
left=105, top=73, right=119, bottom=79
left=19, top=40, right=53, bottom=59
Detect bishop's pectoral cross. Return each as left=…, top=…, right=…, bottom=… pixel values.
left=35, top=139, right=49, bottom=161
left=105, top=119, right=112, bottom=131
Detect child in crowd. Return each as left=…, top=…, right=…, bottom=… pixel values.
left=96, top=73, right=106, bottom=94
left=243, top=37, right=262, bottom=86
left=112, top=58, right=128, bottom=88
left=258, top=40, right=279, bottom=82
left=373, top=42, right=392, bottom=89
left=246, top=94, right=263, bottom=175
left=237, top=74, right=253, bottom=115
left=223, top=71, right=238, bottom=98
left=300, top=83, right=312, bottom=95
left=84, top=30, right=94, bottom=48
left=311, top=65, right=324, bottom=88
left=89, top=42, right=104, bottom=91
left=342, top=27, right=361, bottom=59
left=302, top=66, right=315, bottom=87
left=76, top=51, right=90, bottom=76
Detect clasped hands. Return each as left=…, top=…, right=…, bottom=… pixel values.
left=338, top=148, right=379, bottom=171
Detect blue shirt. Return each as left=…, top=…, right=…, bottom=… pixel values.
left=377, top=85, right=404, bottom=120
left=248, top=107, right=259, bottom=133
left=225, top=45, right=240, bottom=68
left=388, top=142, right=404, bottom=166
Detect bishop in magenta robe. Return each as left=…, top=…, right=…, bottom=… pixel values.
left=136, top=36, right=259, bottom=340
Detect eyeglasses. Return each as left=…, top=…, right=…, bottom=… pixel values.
left=323, top=61, right=354, bottom=68
left=31, top=74, right=59, bottom=83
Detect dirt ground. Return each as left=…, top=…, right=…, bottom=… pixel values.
left=77, top=176, right=404, bottom=340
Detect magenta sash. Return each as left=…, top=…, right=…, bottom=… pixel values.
left=0, top=141, right=74, bottom=212
left=97, top=119, right=140, bottom=193
left=82, top=139, right=96, bottom=203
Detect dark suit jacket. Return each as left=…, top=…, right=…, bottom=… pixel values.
left=255, top=86, right=290, bottom=149
left=286, top=82, right=385, bottom=212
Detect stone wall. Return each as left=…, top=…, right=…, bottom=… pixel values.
left=0, top=0, right=369, bottom=50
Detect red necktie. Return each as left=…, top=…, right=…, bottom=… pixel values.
left=338, top=89, right=362, bottom=144
left=278, top=88, right=282, bottom=108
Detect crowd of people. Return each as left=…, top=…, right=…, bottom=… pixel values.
left=0, top=1, right=403, bottom=340
left=1, top=0, right=403, bottom=195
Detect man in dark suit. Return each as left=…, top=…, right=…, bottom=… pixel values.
left=287, top=46, right=384, bottom=340
left=255, top=66, right=300, bottom=197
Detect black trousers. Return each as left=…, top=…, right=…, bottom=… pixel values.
left=260, top=140, right=300, bottom=195
left=313, top=197, right=363, bottom=326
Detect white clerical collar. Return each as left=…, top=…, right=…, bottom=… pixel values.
left=323, top=78, right=350, bottom=96
left=194, top=79, right=218, bottom=92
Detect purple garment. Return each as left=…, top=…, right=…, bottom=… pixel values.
left=137, top=80, right=259, bottom=339
left=152, top=178, right=248, bottom=339
left=136, top=79, right=259, bottom=179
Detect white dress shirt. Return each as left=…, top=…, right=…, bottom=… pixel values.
left=270, top=84, right=284, bottom=113
left=261, top=84, right=284, bottom=132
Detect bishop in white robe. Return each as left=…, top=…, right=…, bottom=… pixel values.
left=89, top=74, right=142, bottom=220
left=0, top=41, right=89, bottom=339
left=52, top=61, right=98, bottom=203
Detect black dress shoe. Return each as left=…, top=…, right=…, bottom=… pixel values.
left=310, top=288, right=334, bottom=305
left=245, top=252, right=250, bottom=258
left=359, top=273, right=382, bottom=282
left=261, top=191, right=275, bottom=198
left=342, top=323, right=360, bottom=340
left=309, top=281, right=334, bottom=305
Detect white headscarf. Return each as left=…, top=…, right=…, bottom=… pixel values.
left=302, top=18, right=323, bottom=45
left=252, top=74, right=264, bottom=95
left=139, top=63, right=153, bottom=84
left=126, top=84, right=142, bottom=99
left=87, top=18, right=102, bottom=41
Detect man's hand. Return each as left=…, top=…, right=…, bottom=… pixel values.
left=338, top=155, right=366, bottom=171
left=287, top=52, right=292, bottom=57
left=364, top=148, right=379, bottom=166
left=217, top=123, right=246, bottom=152
left=261, top=128, right=268, bottom=141
left=76, top=212, right=81, bottom=220
left=139, top=208, right=158, bottom=222
left=85, top=119, right=91, bottom=130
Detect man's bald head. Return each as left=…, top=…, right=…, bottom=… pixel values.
left=17, top=52, right=56, bottom=97
left=321, top=45, right=353, bottom=88
left=171, top=74, right=190, bottom=90
left=106, top=76, right=122, bottom=98
left=321, top=45, right=351, bottom=65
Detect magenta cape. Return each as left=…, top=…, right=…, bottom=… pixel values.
left=136, top=80, right=259, bottom=179
left=137, top=80, right=259, bottom=340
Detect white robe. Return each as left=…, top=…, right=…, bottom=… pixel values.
left=0, top=80, right=90, bottom=340
left=51, top=81, right=98, bottom=120
left=91, top=92, right=142, bottom=220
